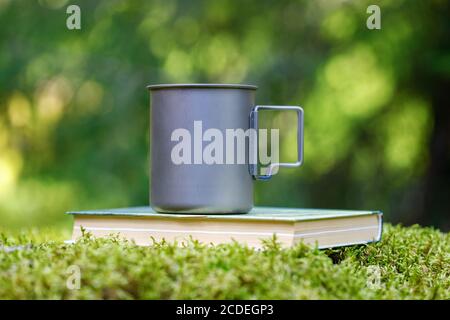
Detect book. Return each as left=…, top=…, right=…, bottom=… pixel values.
left=68, top=207, right=383, bottom=249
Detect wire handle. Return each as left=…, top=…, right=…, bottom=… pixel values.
left=249, top=105, right=304, bottom=180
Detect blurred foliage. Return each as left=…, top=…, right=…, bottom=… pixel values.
left=0, top=0, right=449, bottom=231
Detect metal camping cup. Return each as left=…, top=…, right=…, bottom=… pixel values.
left=148, top=84, right=304, bottom=214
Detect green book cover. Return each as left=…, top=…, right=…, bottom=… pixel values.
left=67, top=206, right=382, bottom=222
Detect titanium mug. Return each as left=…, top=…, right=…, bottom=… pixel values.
left=147, top=84, right=304, bottom=214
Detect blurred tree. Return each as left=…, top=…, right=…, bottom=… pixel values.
left=0, top=0, right=448, bottom=230
left=411, top=0, right=450, bottom=229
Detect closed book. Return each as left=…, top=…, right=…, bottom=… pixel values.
left=68, top=207, right=383, bottom=249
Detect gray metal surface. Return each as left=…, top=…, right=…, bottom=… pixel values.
left=147, top=83, right=257, bottom=90
left=149, top=85, right=255, bottom=213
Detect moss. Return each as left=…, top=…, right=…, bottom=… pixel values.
left=0, top=224, right=448, bottom=299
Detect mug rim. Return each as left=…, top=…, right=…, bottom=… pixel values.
left=147, top=83, right=257, bottom=90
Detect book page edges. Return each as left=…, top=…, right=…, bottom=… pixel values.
left=72, top=213, right=382, bottom=249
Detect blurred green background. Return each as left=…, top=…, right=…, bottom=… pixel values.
left=0, top=0, right=449, bottom=232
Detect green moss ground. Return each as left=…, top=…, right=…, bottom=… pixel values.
left=0, top=224, right=448, bottom=299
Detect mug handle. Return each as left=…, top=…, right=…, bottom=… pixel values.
left=249, top=105, right=304, bottom=180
